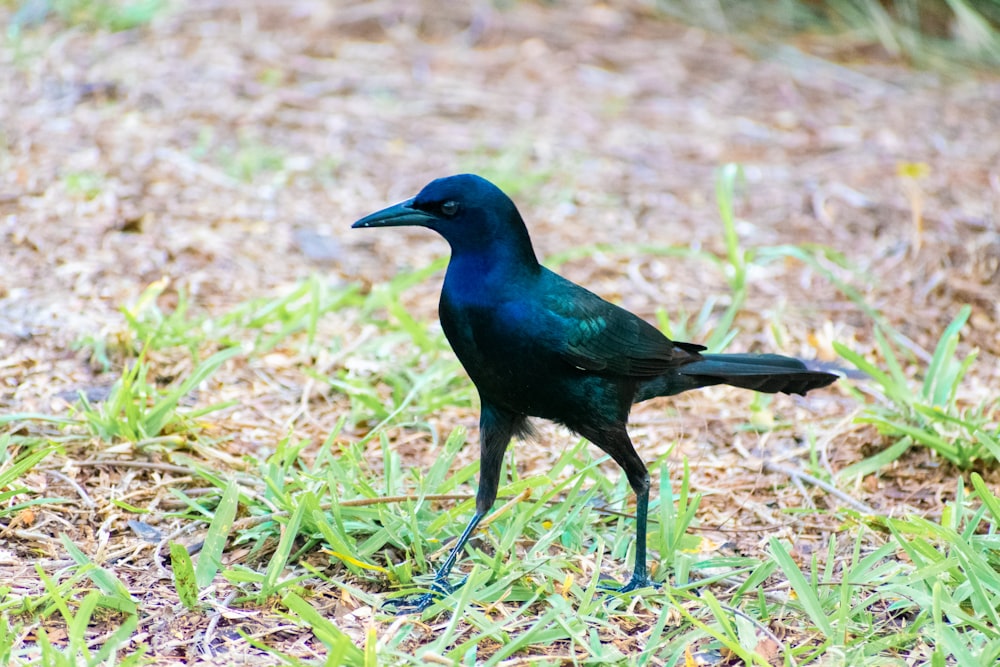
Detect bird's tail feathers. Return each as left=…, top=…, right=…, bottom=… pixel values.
left=634, top=353, right=837, bottom=401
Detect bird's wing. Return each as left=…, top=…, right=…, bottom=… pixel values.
left=541, top=274, right=704, bottom=377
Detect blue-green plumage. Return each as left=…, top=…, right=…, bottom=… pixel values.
left=352, top=173, right=837, bottom=613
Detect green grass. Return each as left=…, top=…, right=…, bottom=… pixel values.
left=2, top=165, right=998, bottom=664
left=836, top=305, right=999, bottom=469
left=459, top=137, right=556, bottom=201
left=62, top=171, right=106, bottom=200
left=7, top=0, right=165, bottom=36
left=657, top=0, right=1000, bottom=69
left=187, top=126, right=289, bottom=184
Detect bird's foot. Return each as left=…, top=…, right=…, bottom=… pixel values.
left=381, top=591, right=437, bottom=615
left=382, top=576, right=467, bottom=615
left=600, top=572, right=661, bottom=596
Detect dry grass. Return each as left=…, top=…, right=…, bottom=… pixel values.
left=1, top=0, right=999, bottom=664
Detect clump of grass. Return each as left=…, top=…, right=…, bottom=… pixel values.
left=837, top=305, right=999, bottom=469
left=655, top=0, right=1000, bottom=68
left=76, top=274, right=362, bottom=370
left=460, top=137, right=556, bottom=201
left=62, top=170, right=106, bottom=200
left=188, top=127, right=288, bottom=184
left=75, top=345, right=241, bottom=446
left=8, top=0, right=165, bottom=35
left=0, top=541, right=146, bottom=666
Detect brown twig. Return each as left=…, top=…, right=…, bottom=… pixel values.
left=731, top=439, right=874, bottom=514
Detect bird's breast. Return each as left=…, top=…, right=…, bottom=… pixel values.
left=438, top=289, right=623, bottom=422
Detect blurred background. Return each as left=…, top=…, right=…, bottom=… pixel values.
left=3, top=0, right=997, bottom=338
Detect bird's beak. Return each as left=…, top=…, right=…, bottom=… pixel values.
left=351, top=199, right=437, bottom=229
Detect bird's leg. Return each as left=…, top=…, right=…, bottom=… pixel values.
left=616, top=480, right=655, bottom=592
left=582, top=425, right=660, bottom=595
left=383, top=511, right=485, bottom=614
left=598, top=468, right=658, bottom=594
left=383, top=403, right=519, bottom=615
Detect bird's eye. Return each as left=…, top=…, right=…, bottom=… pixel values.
left=440, top=200, right=459, bottom=217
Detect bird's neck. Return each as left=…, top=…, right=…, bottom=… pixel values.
left=443, top=241, right=540, bottom=299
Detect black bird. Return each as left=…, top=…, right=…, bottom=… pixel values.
left=353, top=174, right=836, bottom=612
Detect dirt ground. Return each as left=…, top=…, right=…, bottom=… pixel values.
left=1, top=0, right=999, bottom=663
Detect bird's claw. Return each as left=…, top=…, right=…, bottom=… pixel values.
left=382, top=575, right=468, bottom=615
left=599, top=574, right=661, bottom=596
left=382, top=591, right=437, bottom=614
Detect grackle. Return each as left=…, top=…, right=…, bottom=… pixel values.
left=353, top=174, right=837, bottom=613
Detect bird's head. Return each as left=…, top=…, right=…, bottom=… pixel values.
left=352, top=174, right=537, bottom=263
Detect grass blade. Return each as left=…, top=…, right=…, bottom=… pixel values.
left=195, top=478, right=240, bottom=588
left=768, top=538, right=834, bottom=637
